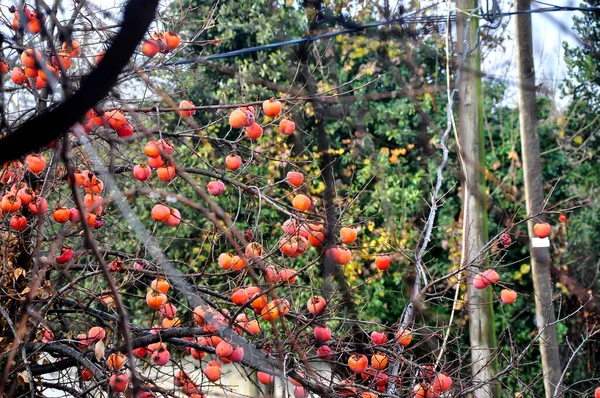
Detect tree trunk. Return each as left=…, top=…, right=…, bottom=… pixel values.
left=456, top=2, right=500, bottom=397
left=515, top=0, right=563, bottom=396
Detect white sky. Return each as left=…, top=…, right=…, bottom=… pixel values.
left=2, top=0, right=585, bottom=110
left=482, top=0, right=582, bottom=107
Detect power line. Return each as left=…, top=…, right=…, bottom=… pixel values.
left=148, top=4, right=598, bottom=70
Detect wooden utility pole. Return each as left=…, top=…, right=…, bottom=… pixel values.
left=515, top=0, right=563, bottom=396
left=456, top=1, right=499, bottom=397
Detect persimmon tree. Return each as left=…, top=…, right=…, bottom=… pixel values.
left=0, top=1, right=599, bottom=398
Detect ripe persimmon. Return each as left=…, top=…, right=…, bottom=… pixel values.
left=151, top=204, right=170, bottom=222
left=21, top=49, right=41, bottom=69
left=106, top=353, right=126, bottom=370
left=95, top=50, right=105, bottom=65
left=146, top=290, right=167, bottom=310
left=482, top=269, right=500, bottom=285
left=38, top=64, right=58, bottom=83
left=109, top=373, right=129, bottom=392
left=231, top=289, right=249, bottom=305
left=1, top=193, right=21, bottom=213
left=207, top=181, right=225, bottom=196
left=246, top=319, right=260, bottom=335
left=231, top=255, right=246, bottom=271
left=287, top=171, right=304, bottom=187
left=245, top=122, right=263, bottom=140
left=10, top=215, right=27, bottom=231
left=87, top=326, right=106, bottom=342
left=262, top=98, right=282, bottom=117
left=261, top=301, right=279, bottom=321
left=257, top=371, right=273, bottom=385
left=245, top=242, right=264, bottom=259
left=104, top=110, right=127, bottom=131
left=53, top=51, right=73, bottom=70
left=473, top=273, right=489, bottom=290
left=133, top=164, right=152, bottom=181
left=142, top=39, right=160, bottom=57
left=225, top=154, right=242, bottom=171
left=144, top=141, right=161, bottom=157
left=396, top=329, right=412, bottom=346
left=229, top=109, right=248, bottom=128
left=278, top=268, right=297, bottom=284
left=165, top=208, right=181, bottom=227
left=218, top=253, right=232, bottom=270
left=62, top=40, right=81, bottom=56
left=371, top=353, right=388, bottom=370
left=375, top=255, right=391, bottom=270
left=156, top=165, right=175, bottom=181
left=313, top=325, right=332, bottom=342
left=340, top=226, right=358, bottom=244
left=279, top=118, right=296, bottom=135
left=151, top=277, right=170, bottom=294
left=164, top=31, right=181, bottom=51
left=500, top=289, right=517, bottom=304
left=11, top=68, right=27, bottom=85
left=533, top=222, right=551, bottom=238
left=52, top=207, right=70, bottom=223
left=250, top=294, right=268, bottom=311
left=178, top=100, right=195, bottom=116
left=25, top=67, right=38, bottom=78
left=307, top=296, right=327, bottom=316
left=203, top=364, right=221, bottom=382
left=348, top=354, right=368, bottom=374
left=25, top=153, right=46, bottom=175
left=292, top=194, right=311, bottom=211
left=215, top=341, right=234, bottom=357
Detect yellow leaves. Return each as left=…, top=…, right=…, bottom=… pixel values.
left=380, top=147, right=390, bottom=155
left=367, top=221, right=375, bottom=232
left=192, top=247, right=200, bottom=254
left=514, top=271, right=523, bottom=281
left=507, top=150, right=519, bottom=160
left=344, top=261, right=362, bottom=283
left=514, top=263, right=530, bottom=281
left=387, top=147, right=409, bottom=164
left=573, top=135, right=583, bottom=145
left=310, top=181, right=326, bottom=195
left=349, top=47, right=368, bottom=59
left=453, top=300, right=463, bottom=311
left=304, top=102, right=314, bottom=118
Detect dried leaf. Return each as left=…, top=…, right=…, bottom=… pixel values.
left=13, top=268, right=25, bottom=280
left=18, top=370, right=29, bottom=385
left=95, top=340, right=105, bottom=361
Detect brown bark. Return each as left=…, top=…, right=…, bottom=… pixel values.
left=515, top=0, right=564, bottom=395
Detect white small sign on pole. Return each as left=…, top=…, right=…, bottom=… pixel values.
left=531, top=237, right=550, bottom=248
